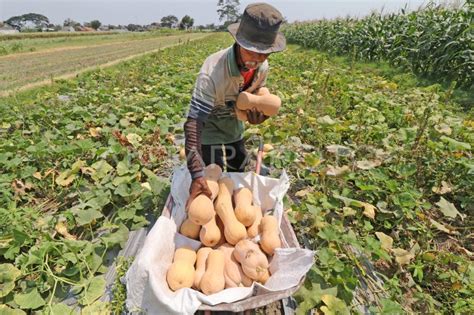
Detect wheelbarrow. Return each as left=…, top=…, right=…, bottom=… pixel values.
left=160, top=141, right=305, bottom=314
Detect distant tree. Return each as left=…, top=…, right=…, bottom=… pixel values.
left=179, top=15, right=194, bottom=30
left=63, top=18, right=80, bottom=27
left=127, top=24, right=143, bottom=32
left=6, top=13, right=49, bottom=30
left=90, top=20, right=101, bottom=30
left=160, top=15, right=178, bottom=28
left=217, top=0, right=240, bottom=24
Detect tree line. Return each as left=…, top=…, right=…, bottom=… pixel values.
left=1, top=0, right=242, bottom=32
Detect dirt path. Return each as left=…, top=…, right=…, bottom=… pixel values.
left=0, top=33, right=210, bottom=96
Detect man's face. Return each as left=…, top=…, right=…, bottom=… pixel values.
left=239, top=46, right=269, bottom=70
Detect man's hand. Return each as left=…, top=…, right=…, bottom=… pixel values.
left=186, top=176, right=212, bottom=210
left=246, top=108, right=269, bottom=125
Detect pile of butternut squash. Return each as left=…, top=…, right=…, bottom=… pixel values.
left=167, top=164, right=282, bottom=294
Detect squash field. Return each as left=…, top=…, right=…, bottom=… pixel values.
left=0, top=29, right=472, bottom=315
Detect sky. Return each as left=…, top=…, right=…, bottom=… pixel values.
left=0, top=0, right=439, bottom=26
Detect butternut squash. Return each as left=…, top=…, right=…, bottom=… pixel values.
left=204, top=164, right=222, bottom=200
left=256, top=87, right=270, bottom=96
left=218, top=243, right=252, bottom=288
left=193, top=247, right=212, bottom=290
left=235, top=108, right=247, bottom=121
left=199, top=215, right=221, bottom=247
left=234, top=188, right=256, bottom=227
left=259, top=215, right=281, bottom=256
left=247, top=205, right=263, bottom=238
left=179, top=218, right=201, bottom=240
left=204, top=164, right=222, bottom=181
left=233, top=240, right=269, bottom=284
left=188, top=194, right=215, bottom=225
left=214, top=178, right=247, bottom=245
left=199, top=250, right=226, bottom=295
left=236, top=91, right=281, bottom=117
left=235, top=87, right=272, bottom=121
left=166, top=247, right=196, bottom=291
left=215, top=215, right=226, bottom=248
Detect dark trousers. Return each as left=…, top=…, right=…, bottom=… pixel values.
left=201, top=139, right=247, bottom=172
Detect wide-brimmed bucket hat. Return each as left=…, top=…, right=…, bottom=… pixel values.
left=228, top=2, right=286, bottom=54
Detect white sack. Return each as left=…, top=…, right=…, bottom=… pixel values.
left=126, top=165, right=314, bottom=314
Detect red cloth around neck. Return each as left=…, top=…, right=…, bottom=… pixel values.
left=240, top=68, right=256, bottom=91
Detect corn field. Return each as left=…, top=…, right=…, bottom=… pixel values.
left=283, top=3, right=473, bottom=88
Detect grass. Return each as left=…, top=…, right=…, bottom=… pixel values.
left=0, top=30, right=187, bottom=56
left=0, top=33, right=210, bottom=93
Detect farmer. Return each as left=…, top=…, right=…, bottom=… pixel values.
left=184, top=2, right=286, bottom=203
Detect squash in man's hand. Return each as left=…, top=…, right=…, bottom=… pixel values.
left=236, top=91, right=281, bottom=119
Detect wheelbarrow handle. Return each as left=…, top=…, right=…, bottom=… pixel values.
left=256, top=139, right=264, bottom=175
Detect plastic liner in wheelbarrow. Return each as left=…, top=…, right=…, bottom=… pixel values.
left=125, top=165, right=315, bottom=315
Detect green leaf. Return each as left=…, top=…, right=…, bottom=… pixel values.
left=72, top=208, right=103, bottom=226
left=90, top=160, right=113, bottom=182
left=142, top=168, right=168, bottom=195
left=46, top=303, right=75, bottom=315
left=0, top=263, right=21, bottom=297
left=55, top=160, right=85, bottom=186
left=379, top=298, right=404, bottom=314
left=320, top=294, right=350, bottom=315
left=0, top=305, right=27, bottom=315
left=435, top=197, right=464, bottom=220
left=429, top=218, right=458, bottom=235
left=440, top=136, right=471, bottom=151
left=115, top=183, right=131, bottom=197
left=116, top=161, right=130, bottom=176
left=14, top=288, right=45, bottom=309
left=100, top=224, right=129, bottom=247
left=295, top=284, right=338, bottom=315
left=375, top=232, right=393, bottom=251
left=80, top=276, right=106, bottom=306
left=126, top=133, right=142, bottom=148
left=112, top=175, right=134, bottom=186
left=317, top=115, right=337, bottom=126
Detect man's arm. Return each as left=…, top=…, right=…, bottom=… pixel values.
left=184, top=117, right=204, bottom=179
left=184, top=73, right=216, bottom=205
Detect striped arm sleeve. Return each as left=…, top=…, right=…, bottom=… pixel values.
left=184, top=117, right=204, bottom=179
left=187, top=73, right=216, bottom=121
